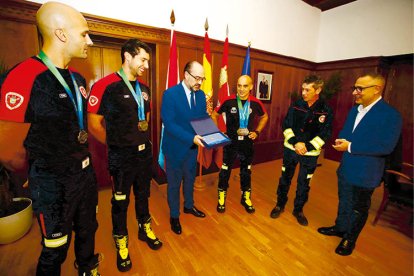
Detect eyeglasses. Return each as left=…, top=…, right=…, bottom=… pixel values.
left=351, top=85, right=377, bottom=93
left=186, top=71, right=206, bottom=82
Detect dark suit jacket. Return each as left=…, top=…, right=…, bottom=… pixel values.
left=161, top=82, right=208, bottom=163
left=337, top=99, right=402, bottom=188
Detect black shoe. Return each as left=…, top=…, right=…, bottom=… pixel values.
left=240, top=190, right=255, bottom=214
left=293, top=211, right=308, bottom=226
left=113, top=235, right=132, bottom=272
left=270, top=206, right=284, bottom=218
left=317, top=226, right=345, bottom=238
left=183, top=206, right=206, bottom=218
left=138, top=217, right=163, bottom=250
left=75, top=253, right=102, bottom=276
left=170, top=217, right=182, bottom=235
left=335, top=238, right=355, bottom=256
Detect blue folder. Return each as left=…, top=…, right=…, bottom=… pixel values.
left=190, top=117, right=231, bottom=149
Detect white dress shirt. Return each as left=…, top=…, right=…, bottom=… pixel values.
left=348, top=96, right=382, bottom=152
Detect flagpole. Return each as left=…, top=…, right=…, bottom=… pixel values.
left=195, top=17, right=211, bottom=191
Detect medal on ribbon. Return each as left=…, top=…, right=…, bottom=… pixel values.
left=138, top=120, right=148, bottom=131
left=236, top=95, right=251, bottom=136
left=38, top=51, right=88, bottom=144
left=118, top=68, right=148, bottom=132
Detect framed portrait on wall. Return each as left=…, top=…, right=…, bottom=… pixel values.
left=255, top=71, right=273, bottom=102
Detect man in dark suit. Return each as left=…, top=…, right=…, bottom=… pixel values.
left=318, top=73, right=402, bottom=256
left=161, top=61, right=208, bottom=235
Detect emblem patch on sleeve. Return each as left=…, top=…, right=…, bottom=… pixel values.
left=5, top=92, right=24, bottom=110
left=142, top=91, right=149, bottom=101
left=89, top=95, right=99, bottom=106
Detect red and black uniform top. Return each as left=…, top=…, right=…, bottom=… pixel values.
left=215, top=94, right=266, bottom=140
left=88, top=73, right=151, bottom=147
left=0, top=56, right=89, bottom=162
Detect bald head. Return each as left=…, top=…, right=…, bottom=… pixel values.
left=37, top=2, right=85, bottom=40
left=237, top=75, right=253, bottom=100
left=36, top=2, right=92, bottom=67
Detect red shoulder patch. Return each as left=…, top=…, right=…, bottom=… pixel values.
left=0, top=57, right=47, bottom=122
left=88, top=73, right=121, bottom=113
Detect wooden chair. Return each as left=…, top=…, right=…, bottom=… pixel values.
left=373, top=162, right=413, bottom=225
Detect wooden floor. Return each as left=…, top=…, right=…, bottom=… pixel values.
left=0, top=157, right=412, bottom=275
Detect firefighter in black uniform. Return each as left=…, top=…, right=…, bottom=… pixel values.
left=212, top=75, right=268, bottom=214
left=270, top=75, right=333, bottom=226
left=88, top=39, right=161, bottom=272
left=0, top=3, right=100, bottom=275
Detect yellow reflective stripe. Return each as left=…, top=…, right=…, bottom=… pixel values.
left=221, top=164, right=228, bottom=170
left=247, top=165, right=251, bottom=170
left=283, top=128, right=295, bottom=140
left=307, top=174, right=313, bottom=179
left=44, top=235, right=68, bottom=248
left=304, top=149, right=321, bottom=156
left=310, top=136, right=325, bottom=151
left=114, top=193, right=126, bottom=201
left=282, top=166, right=285, bottom=172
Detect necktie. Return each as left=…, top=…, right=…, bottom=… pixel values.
left=190, top=91, right=195, bottom=110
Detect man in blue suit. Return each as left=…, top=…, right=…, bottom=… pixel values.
left=318, top=73, right=402, bottom=256
left=161, top=61, right=208, bottom=235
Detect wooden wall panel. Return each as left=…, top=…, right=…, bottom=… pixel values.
left=384, top=60, right=413, bottom=164
left=0, top=20, right=39, bottom=68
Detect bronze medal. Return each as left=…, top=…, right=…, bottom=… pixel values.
left=78, top=130, right=88, bottom=144
left=138, top=120, right=148, bottom=132
left=237, top=128, right=249, bottom=136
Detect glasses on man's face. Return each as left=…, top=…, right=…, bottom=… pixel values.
left=187, top=71, right=206, bottom=82
left=351, top=85, right=377, bottom=93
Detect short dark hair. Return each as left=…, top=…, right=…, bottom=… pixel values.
left=121, top=38, right=151, bottom=63
left=303, top=75, right=324, bottom=90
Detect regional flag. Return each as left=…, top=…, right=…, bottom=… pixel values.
left=242, top=42, right=251, bottom=76
left=158, top=18, right=179, bottom=172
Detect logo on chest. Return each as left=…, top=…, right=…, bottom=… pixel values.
left=319, top=115, right=326, bottom=123
left=231, top=107, right=237, bottom=113
left=5, top=92, right=24, bottom=110
left=79, top=86, right=88, bottom=99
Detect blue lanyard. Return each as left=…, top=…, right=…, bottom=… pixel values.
left=118, top=68, right=145, bottom=121
left=38, top=51, right=84, bottom=130
left=237, top=95, right=250, bottom=129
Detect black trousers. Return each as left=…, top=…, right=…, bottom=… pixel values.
left=108, top=144, right=152, bottom=236
left=276, top=148, right=318, bottom=212
left=335, top=173, right=375, bottom=242
left=218, top=139, right=254, bottom=191
left=29, top=157, right=98, bottom=276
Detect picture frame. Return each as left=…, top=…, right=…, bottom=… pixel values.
left=255, top=70, right=273, bottom=102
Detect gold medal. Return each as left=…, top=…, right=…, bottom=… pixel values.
left=237, top=128, right=249, bottom=136
left=78, top=130, right=88, bottom=144
left=138, top=120, right=148, bottom=132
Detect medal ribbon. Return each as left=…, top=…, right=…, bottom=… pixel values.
left=118, top=68, right=145, bottom=121
left=237, top=95, right=250, bottom=129
left=38, top=51, right=85, bottom=131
